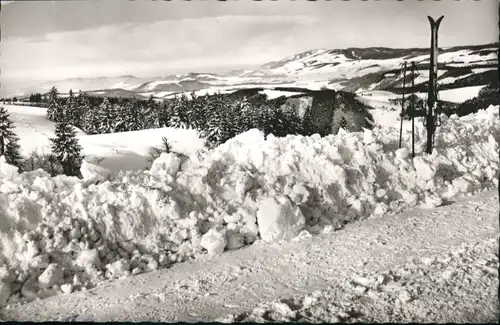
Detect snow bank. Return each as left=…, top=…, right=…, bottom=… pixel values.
left=0, top=106, right=498, bottom=306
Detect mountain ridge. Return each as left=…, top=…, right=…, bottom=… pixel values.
left=4, top=42, right=497, bottom=100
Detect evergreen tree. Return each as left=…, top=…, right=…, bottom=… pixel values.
left=169, top=96, right=184, bottom=128
left=193, top=94, right=210, bottom=130
left=65, top=89, right=77, bottom=124
left=83, top=107, right=99, bottom=134
left=0, top=106, right=22, bottom=167
left=143, top=95, right=160, bottom=129
left=46, top=86, right=63, bottom=122
left=76, top=92, right=91, bottom=129
left=50, top=122, right=83, bottom=176
left=96, top=97, right=117, bottom=133
left=158, top=99, right=173, bottom=127
left=186, top=91, right=205, bottom=129
left=113, top=99, right=129, bottom=132
left=178, top=94, right=190, bottom=127
left=123, top=99, right=144, bottom=131
left=202, top=94, right=225, bottom=148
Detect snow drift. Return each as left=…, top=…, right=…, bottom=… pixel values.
left=0, top=106, right=498, bottom=307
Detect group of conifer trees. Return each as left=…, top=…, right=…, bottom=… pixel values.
left=44, top=87, right=305, bottom=149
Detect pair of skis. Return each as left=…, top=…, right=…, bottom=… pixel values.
left=398, top=16, right=444, bottom=157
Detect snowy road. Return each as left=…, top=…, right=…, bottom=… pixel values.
left=1, top=189, right=498, bottom=322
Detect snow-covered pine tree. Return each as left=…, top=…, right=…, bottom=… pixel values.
left=83, top=107, right=99, bottom=134
left=50, top=122, right=83, bottom=176
left=186, top=91, right=204, bottom=129
left=0, top=106, right=22, bottom=167
left=4, top=133, right=22, bottom=168
left=158, top=99, right=173, bottom=127
left=46, top=86, right=64, bottom=122
left=201, top=94, right=225, bottom=148
left=225, top=100, right=245, bottom=136
left=65, top=89, right=77, bottom=124
left=143, top=95, right=160, bottom=129
left=208, top=94, right=242, bottom=146
left=237, top=97, right=253, bottom=130
left=76, top=92, right=91, bottom=130
left=195, top=94, right=211, bottom=131
left=169, top=96, right=183, bottom=128
left=123, top=99, right=144, bottom=131
left=97, top=97, right=117, bottom=133
left=113, top=99, right=128, bottom=132
left=178, top=94, right=190, bottom=127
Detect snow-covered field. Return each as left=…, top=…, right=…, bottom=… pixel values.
left=356, top=91, right=402, bottom=128
left=259, top=89, right=304, bottom=100
left=415, top=85, right=487, bottom=104
left=0, top=103, right=498, bottom=321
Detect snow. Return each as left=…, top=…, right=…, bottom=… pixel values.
left=437, top=85, right=487, bottom=103
left=0, top=156, right=19, bottom=179
left=38, top=264, right=63, bottom=289
left=439, top=73, right=474, bottom=85
left=200, top=228, right=227, bottom=255
left=259, top=89, right=304, bottom=100
left=0, top=102, right=498, bottom=309
left=437, top=49, right=497, bottom=66
left=472, top=67, right=497, bottom=74
left=148, top=153, right=182, bottom=176
left=356, top=91, right=401, bottom=128
left=256, top=196, right=306, bottom=242
left=80, top=161, right=111, bottom=183
left=416, top=85, right=486, bottom=103
left=408, top=70, right=447, bottom=86
left=3, top=189, right=497, bottom=322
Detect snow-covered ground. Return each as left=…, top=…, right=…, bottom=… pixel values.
left=259, top=89, right=304, bottom=100
left=356, top=91, right=401, bottom=128
left=0, top=104, right=498, bottom=321
left=416, top=85, right=487, bottom=104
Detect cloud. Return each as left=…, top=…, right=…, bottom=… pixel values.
left=1, top=15, right=324, bottom=80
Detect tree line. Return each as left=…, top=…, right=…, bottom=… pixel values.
left=44, top=87, right=307, bottom=149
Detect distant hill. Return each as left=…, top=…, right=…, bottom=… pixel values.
left=4, top=43, right=497, bottom=101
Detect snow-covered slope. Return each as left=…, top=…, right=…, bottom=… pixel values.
left=0, top=104, right=498, bottom=310
left=40, top=76, right=144, bottom=94
left=415, top=85, right=488, bottom=103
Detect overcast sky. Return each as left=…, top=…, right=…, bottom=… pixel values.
left=1, top=0, right=498, bottom=82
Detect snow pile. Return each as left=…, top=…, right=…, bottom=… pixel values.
left=80, top=161, right=111, bottom=183
left=0, top=106, right=499, bottom=307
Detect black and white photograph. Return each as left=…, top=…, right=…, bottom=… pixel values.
left=0, top=0, right=499, bottom=322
